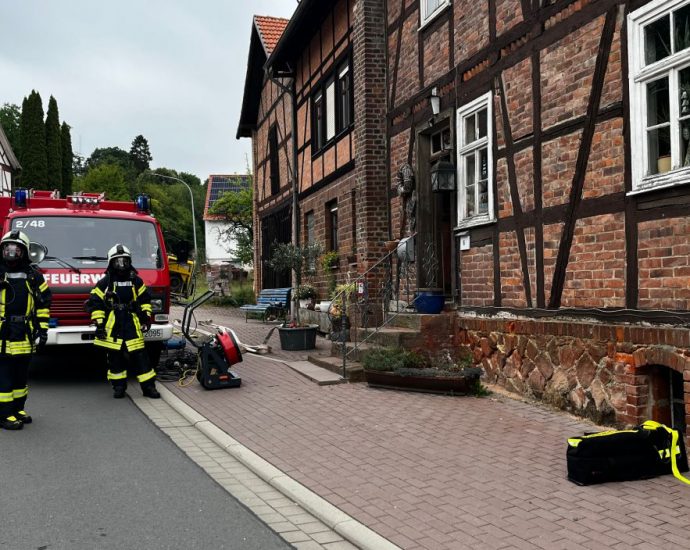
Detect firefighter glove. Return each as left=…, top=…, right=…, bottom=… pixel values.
left=94, top=322, right=106, bottom=339
left=138, top=313, right=151, bottom=333
left=37, top=329, right=48, bottom=348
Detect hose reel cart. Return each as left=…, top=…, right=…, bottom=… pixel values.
left=181, top=290, right=242, bottom=389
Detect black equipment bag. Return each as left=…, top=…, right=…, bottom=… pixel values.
left=567, top=421, right=690, bottom=486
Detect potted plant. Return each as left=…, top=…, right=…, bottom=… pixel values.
left=329, top=281, right=356, bottom=342
left=318, top=250, right=339, bottom=312
left=268, top=242, right=322, bottom=350
left=362, top=348, right=485, bottom=395
left=296, top=283, right=317, bottom=309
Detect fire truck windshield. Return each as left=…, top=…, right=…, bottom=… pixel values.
left=11, top=216, right=162, bottom=269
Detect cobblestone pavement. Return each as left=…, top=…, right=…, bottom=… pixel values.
left=160, top=304, right=690, bottom=550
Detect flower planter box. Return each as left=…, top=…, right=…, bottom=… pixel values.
left=363, top=369, right=480, bottom=395
left=277, top=325, right=319, bottom=351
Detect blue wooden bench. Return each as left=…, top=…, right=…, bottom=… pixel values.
left=239, top=287, right=291, bottom=323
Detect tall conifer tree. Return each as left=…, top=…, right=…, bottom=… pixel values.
left=19, top=90, right=47, bottom=188
left=61, top=122, right=74, bottom=196
left=129, top=134, right=152, bottom=174
left=45, top=95, right=62, bottom=191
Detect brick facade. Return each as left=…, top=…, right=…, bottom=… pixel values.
left=385, top=0, right=690, bottom=436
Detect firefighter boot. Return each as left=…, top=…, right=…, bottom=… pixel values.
left=113, top=383, right=127, bottom=399
left=15, top=410, right=32, bottom=424
left=142, top=383, right=160, bottom=399
left=1, top=416, right=23, bottom=430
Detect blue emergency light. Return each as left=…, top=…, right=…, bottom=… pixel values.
left=14, top=189, right=28, bottom=208
left=135, top=194, right=151, bottom=213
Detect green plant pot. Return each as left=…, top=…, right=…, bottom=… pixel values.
left=278, top=325, right=318, bottom=350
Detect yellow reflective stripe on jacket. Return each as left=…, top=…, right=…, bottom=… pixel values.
left=38, top=281, right=48, bottom=292
left=12, top=387, right=28, bottom=399
left=107, top=370, right=127, bottom=381
left=137, top=369, right=156, bottom=383
left=0, top=392, right=13, bottom=403
left=140, top=304, right=152, bottom=314
left=91, top=311, right=105, bottom=321
left=91, top=286, right=106, bottom=300
left=135, top=283, right=147, bottom=298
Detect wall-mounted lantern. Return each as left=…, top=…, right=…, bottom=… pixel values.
left=431, top=160, right=456, bottom=192
left=430, top=87, right=441, bottom=116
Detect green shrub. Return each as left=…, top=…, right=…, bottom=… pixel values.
left=362, top=348, right=426, bottom=372
left=209, top=282, right=255, bottom=307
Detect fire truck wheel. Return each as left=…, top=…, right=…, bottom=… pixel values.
left=146, top=342, right=163, bottom=369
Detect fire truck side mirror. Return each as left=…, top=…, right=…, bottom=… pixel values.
left=29, top=242, right=48, bottom=264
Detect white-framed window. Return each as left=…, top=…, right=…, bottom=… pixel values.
left=628, top=0, right=690, bottom=193
left=456, top=91, right=494, bottom=228
left=420, top=0, right=451, bottom=28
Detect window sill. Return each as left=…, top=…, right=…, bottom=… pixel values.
left=454, top=214, right=495, bottom=231
left=628, top=167, right=690, bottom=196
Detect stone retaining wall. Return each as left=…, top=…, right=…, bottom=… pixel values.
left=440, top=314, right=690, bottom=443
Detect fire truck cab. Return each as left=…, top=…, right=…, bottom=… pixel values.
left=0, top=189, right=174, bottom=364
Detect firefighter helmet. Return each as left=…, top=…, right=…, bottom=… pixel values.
left=1, top=230, right=30, bottom=264
left=107, top=243, right=132, bottom=272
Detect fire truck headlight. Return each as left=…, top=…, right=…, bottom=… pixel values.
left=150, top=298, right=163, bottom=313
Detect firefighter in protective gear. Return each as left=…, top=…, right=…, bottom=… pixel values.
left=0, top=230, right=51, bottom=430
left=86, top=244, right=160, bottom=399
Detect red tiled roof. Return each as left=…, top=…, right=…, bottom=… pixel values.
left=254, top=15, right=289, bottom=56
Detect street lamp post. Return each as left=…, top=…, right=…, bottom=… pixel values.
left=149, top=172, right=198, bottom=262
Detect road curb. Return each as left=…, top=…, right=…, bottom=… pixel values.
left=158, top=385, right=401, bottom=550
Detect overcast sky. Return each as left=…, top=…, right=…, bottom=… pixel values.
left=1, top=1, right=297, bottom=181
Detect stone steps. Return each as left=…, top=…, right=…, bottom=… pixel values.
left=307, top=354, right=364, bottom=382
left=306, top=311, right=456, bottom=380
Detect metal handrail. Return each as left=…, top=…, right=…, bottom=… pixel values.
left=328, top=233, right=419, bottom=378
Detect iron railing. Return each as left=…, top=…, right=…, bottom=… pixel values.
left=328, top=234, right=420, bottom=378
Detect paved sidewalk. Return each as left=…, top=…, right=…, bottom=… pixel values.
left=161, top=304, right=690, bottom=550
left=131, top=388, right=366, bottom=549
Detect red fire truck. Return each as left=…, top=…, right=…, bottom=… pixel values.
left=0, top=189, right=174, bottom=364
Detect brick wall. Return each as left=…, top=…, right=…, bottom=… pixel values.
left=412, top=312, right=690, bottom=445
left=561, top=213, right=626, bottom=308
left=638, top=217, right=690, bottom=310
left=460, top=243, right=494, bottom=306
left=354, top=0, right=389, bottom=286
left=299, top=172, right=357, bottom=300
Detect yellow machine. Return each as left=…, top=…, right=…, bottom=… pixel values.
left=168, top=254, right=196, bottom=300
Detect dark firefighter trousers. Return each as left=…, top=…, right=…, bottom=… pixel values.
left=0, top=355, right=31, bottom=418
left=106, top=344, right=156, bottom=390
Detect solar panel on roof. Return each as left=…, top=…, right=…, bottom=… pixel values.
left=207, top=175, right=251, bottom=208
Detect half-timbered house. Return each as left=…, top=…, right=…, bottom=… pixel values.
left=238, top=0, right=390, bottom=299
left=0, top=123, right=20, bottom=196
left=387, top=0, right=689, bottom=438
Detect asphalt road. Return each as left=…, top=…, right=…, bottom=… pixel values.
left=0, top=349, right=291, bottom=550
